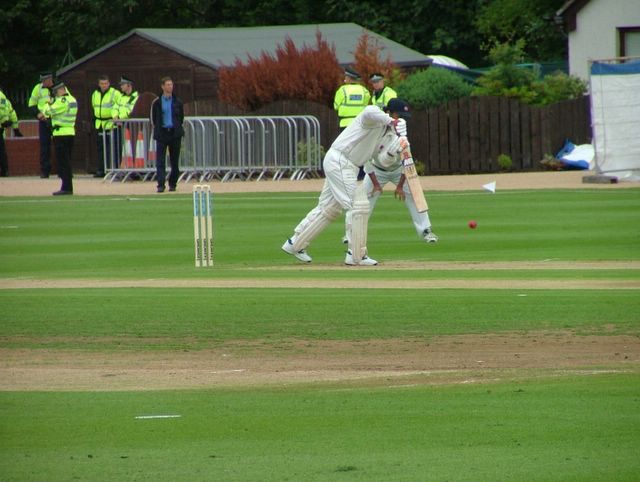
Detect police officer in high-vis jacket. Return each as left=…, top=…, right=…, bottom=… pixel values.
left=91, top=75, right=121, bottom=177
left=28, top=72, right=54, bottom=178
left=333, top=68, right=371, bottom=130
left=369, top=73, right=397, bottom=110
left=44, top=81, right=77, bottom=195
left=113, top=76, right=139, bottom=121
left=0, top=87, right=22, bottom=177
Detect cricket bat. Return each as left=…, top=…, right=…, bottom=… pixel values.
left=401, top=147, right=428, bottom=213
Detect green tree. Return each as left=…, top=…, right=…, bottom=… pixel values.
left=473, top=41, right=537, bottom=97
left=397, top=67, right=472, bottom=109
left=324, top=0, right=491, bottom=67
left=475, top=0, right=566, bottom=61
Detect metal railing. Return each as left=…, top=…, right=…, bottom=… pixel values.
left=100, top=115, right=322, bottom=183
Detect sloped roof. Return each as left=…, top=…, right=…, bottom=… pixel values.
left=58, top=23, right=432, bottom=75
left=555, top=0, right=591, bottom=32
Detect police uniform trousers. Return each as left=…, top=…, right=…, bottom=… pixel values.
left=96, top=128, right=120, bottom=175
left=38, top=120, right=52, bottom=177
left=54, top=135, right=74, bottom=192
left=0, top=134, right=7, bottom=176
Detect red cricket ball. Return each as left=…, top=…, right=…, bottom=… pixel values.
left=468, top=220, right=478, bottom=229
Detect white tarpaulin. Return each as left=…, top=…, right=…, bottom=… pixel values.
left=590, top=59, right=640, bottom=179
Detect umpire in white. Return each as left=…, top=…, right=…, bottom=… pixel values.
left=345, top=98, right=438, bottom=244
left=282, top=105, right=396, bottom=265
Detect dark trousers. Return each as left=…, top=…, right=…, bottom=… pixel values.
left=39, top=120, right=52, bottom=176
left=96, top=129, right=121, bottom=174
left=156, top=130, right=181, bottom=188
left=54, top=136, right=74, bottom=192
left=0, top=134, right=7, bottom=176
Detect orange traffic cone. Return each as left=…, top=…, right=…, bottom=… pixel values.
left=134, top=131, right=145, bottom=168
left=148, top=137, right=157, bottom=164
left=120, top=128, right=134, bottom=168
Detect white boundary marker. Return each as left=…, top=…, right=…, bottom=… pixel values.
left=135, top=414, right=182, bottom=420
left=482, top=181, right=496, bottom=193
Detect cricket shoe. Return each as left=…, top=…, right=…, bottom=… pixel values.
left=423, top=228, right=439, bottom=243
left=282, top=239, right=312, bottom=263
left=345, top=250, right=378, bottom=266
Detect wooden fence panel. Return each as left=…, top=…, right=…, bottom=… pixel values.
left=448, top=100, right=460, bottom=171
left=520, top=104, right=532, bottom=169
left=458, top=98, right=470, bottom=172
left=410, top=111, right=429, bottom=169
left=438, top=104, right=450, bottom=172
left=428, top=107, right=440, bottom=172
left=488, top=97, right=501, bottom=171
left=499, top=97, right=510, bottom=160
left=478, top=97, right=492, bottom=171
left=531, top=106, right=542, bottom=164
left=469, top=97, right=480, bottom=172
left=540, top=103, right=555, bottom=158
left=509, top=98, right=522, bottom=169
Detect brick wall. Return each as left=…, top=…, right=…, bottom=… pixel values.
left=4, top=121, right=56, bottom=176
left=5, top=137, right=57, bottom=176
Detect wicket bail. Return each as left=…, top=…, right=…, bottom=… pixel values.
left=193, top=185, right=213, bottom=267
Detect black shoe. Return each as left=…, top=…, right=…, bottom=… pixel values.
left=93, top=172, right=105, bottom=178
left=168, top=185, right=176, bottom=192
left=53, top=190, right=73, bottom=196
left=157, top=186, right=165, bottom=193
left=40, top=174, right=50, bottom=178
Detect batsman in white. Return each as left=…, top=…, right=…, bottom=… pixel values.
left=344, top=98, right=438, bottom=245
left=282, top=105, right=397, bottom=265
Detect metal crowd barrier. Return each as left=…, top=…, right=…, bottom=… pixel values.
left=100, top=115, right=322, bottom=183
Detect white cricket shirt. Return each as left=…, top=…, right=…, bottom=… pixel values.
left=330, top=106, right=394, bottom=167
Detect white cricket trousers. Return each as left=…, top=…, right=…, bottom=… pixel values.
left=291, top=149, right=358, bottom=250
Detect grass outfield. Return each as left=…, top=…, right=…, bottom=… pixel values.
left=1, top=187, right=639, bottom=480
left=1, top=375, right=639, bottom=481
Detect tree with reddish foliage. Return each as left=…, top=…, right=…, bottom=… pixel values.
left=218, top=30, right=402, bottom=111
left=353, top=31, right=401, bottom=91
left=218, top=31, right=343, bottom=110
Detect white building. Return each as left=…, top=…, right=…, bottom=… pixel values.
left=556, top=0, right=640, bottom=80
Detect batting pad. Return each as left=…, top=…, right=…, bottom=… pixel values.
left=350, top=183, right=370, bottom=263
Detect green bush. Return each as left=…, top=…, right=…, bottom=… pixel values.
left=531, top=72, right=587, bottom=105
left=296, top=138, right=325, bottom=167
left=497, top=153, right=513, bottom=170
left=397, top=67, right=473, bottom=109
left=473, top=41, right=587, bottom=105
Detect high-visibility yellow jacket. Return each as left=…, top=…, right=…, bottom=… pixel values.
left=115, top=91, right=139, bottom=120
left=0, top=91, right=18, bottom=137
left=91, top=87, right=120, bottom=130
left=333, top=84, right=371, bottom=128
left=44, top=91, right=78, bottom=137
left=371, top=85, right=398, bottom=110
left=28, top=82, right=51, bottom=113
